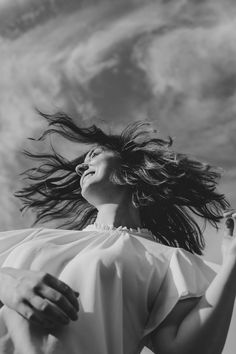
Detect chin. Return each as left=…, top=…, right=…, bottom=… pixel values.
left=81, top=179, right=115, bottom=206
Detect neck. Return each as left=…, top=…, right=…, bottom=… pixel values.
left=95, top=201, right=142, bottom=229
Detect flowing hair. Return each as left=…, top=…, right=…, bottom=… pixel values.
left=15, top=111, right=229, bottom=255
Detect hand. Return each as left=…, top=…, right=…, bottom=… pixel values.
left=0, top=267, right=79, bottom=330
left=221, top=209, right=236, bottom=262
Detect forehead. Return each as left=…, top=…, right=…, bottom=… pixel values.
left=86, top=145, right=104, bottom=156
left=84, top=145, right=116, bottom=161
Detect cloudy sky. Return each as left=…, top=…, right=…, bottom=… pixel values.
left=0, top=1, right=235, bottom=352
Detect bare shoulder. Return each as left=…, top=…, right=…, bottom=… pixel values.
left=149, top=297, right=200, bottom=354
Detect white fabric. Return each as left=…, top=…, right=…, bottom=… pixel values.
left=0, top=225, right=218, bottom=354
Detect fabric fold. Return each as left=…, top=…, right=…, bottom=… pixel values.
left=143, top=247, right=218, bottom=337
left=0, top=226, right=219, bottom=354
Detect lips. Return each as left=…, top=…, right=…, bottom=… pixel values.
left=82, top=170, right=96, bottom=185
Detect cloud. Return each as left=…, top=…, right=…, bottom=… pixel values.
left=136, top=22, right=236, bottom=97
left=0, top=0, right=235, bottom=232
left=0, top=2, right=126, bottom=228
left=129, top=2, right=236, bottom=170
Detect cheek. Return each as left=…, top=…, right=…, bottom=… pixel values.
left=81, top=155, right=121, bottom=190
left=82, top=165, right=117, bottom=191
left=96, top=168, right=114, bottom=185
left=98, top=159, right=117, bottom=178
left=81, top=169, right=109, bottom=191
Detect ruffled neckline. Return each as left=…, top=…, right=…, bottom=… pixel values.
left=83, top=222, right=156, bottom=241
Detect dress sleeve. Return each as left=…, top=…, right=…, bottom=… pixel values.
left=143, top=247, right=218, bottom=337
left=0, top=228, right=41, bottom=267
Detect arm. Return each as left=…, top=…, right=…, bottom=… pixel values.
left=150, top=212, right=236, bottom=354
left=151, top=256, right=236, bottom=354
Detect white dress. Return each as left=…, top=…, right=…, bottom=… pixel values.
left=0, top=224, right=218, bottom=354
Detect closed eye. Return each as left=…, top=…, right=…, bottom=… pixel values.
left=91, top=148, right=103, bottom=158
left=84, top=147, right=104, bottom=164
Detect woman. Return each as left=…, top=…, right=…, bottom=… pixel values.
left=0, top=111, right=235, bottom=354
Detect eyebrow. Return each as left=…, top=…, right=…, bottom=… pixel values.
left=84, top=146, right=103, bottom=163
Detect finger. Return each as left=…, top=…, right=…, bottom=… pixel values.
left=17, top=302, right=55, bottom=329
left=43, top=274, right=79, bottom=311
left=39, top=286, right=79, bottom=321
left=223, top=210, right=236, bottom=218
left=29, top=295, right=71, bottom=326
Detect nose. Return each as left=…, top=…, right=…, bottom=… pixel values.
left=75, top=163, right=89, bottom=176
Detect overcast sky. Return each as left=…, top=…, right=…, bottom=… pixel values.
left=0, top=1, right=235, bottom=352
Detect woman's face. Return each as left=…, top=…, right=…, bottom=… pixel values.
left=77, top=146, right=127, bottom=207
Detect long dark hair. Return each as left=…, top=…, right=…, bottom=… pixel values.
left=15, top=111, right=229, bottom=255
